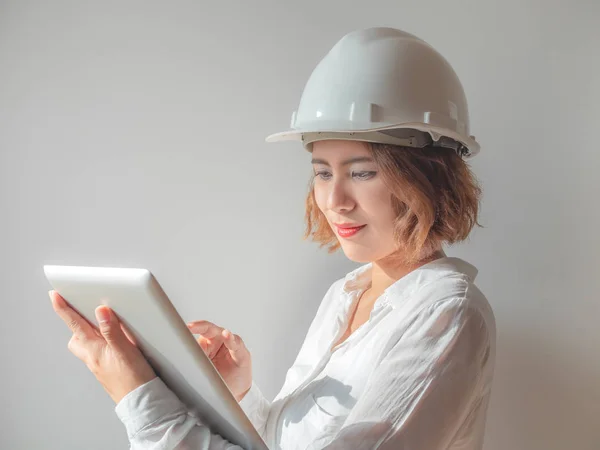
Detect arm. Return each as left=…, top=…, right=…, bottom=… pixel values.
left=116, top=377, right=245, bottom=450
left=111, top=280, right=341, bottom=450
left=238, top=381, right=271, bottom=436
left=114, top=354, right=273, bottom=450
left=314, top=297, right=493, bottom=450
left=49, top=291, right=262, bottom=450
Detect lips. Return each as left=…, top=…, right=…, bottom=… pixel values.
left=334, top=224, right=366, bottom=238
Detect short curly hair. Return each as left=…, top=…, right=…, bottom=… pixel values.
left=304, top=143, right=483, bottom=263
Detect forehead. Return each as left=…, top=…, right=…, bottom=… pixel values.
left=311, top=140, right=371, bottom=162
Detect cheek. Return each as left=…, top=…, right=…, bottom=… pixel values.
left=360, top=186, right=394, bottom=218
left=313, top=186, right=328, bottom=214
left=360, top=189, right=397, bottom=234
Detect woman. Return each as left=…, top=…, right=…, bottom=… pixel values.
left=50, top=28, right=496, bottom=449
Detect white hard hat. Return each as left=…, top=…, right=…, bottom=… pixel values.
left=266, top=27, right=480, bottom=158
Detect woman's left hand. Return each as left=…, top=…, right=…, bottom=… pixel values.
left=49, top=290, right=157, bottom=404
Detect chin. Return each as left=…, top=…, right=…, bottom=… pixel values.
left=338, top=245, right=379, bottom=264
left=338, top=240, right=404, bottom=264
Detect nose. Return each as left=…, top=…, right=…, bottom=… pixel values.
left=327, top=178, right=354, bottom=213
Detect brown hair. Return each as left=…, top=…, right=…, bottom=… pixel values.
left=304, top=143, right=483, bottom=264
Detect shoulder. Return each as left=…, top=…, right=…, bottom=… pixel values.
left=412, top=259, right=495, bottom=331
left=392, top=259, right=496, bottom=352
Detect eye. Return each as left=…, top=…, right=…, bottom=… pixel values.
left=314, top=170, right=332, bottom=180
left=352, top=171, right=377, bottom=180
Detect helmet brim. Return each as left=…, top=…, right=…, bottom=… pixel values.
left=265, top=125, right=480, bottom=158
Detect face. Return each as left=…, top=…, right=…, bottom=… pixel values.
left=311, top=140, right=399, bottom=263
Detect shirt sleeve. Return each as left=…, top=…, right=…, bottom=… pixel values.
left=311, top=297, right=493, bottom=450
left=237, top=380, right=271, bottom=436
left=115, top=377, right=244, bottom=450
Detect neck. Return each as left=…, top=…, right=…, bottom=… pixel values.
left=369, top=248, right=446, bottom=296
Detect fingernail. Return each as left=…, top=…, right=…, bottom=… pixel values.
left=95, top=307, right=110, bottom=324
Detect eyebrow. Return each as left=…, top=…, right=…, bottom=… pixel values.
left=311, top=156, right=375, bottom=166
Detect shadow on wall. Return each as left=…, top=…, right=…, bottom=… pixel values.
left=486, top=329, right=600, bottom=450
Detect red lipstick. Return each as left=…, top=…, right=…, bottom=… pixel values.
left=333, top=223, right=366, bottom=238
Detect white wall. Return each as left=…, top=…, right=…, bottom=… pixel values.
left=1, top=1, right=598, bottom=449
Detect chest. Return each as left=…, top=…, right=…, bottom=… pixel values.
left=332, top=289, right=379, bottom=350
left=275, top=294, right=397, bottom=447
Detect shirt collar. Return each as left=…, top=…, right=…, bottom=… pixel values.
left=341, top=257, right=478, bottom=309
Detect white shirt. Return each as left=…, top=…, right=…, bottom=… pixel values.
left=115, top=257, right=496, bottom=449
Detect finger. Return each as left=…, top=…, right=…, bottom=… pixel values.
left=187, top=320, right=224, bottom=339
left=196, top=335, right=222, bottom=359
left=95, top=306, right=131, bottom=349
left=196, top=336, right=210, bottom=354
left=221, top=329, right=249, bottom=365
left=50, top=290, right=96, bottom=339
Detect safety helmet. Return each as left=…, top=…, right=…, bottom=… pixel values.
left=266, top=27, right=479, bottom=158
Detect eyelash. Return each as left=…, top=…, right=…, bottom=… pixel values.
left=314, top=171, right=377, bottom=181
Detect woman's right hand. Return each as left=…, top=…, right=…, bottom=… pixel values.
left=187, top=320, right=252, bottom=402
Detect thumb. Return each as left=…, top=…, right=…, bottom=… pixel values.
left=95, top=306, right=128, bottom=348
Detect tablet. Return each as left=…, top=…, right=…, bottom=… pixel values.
left=44, top=265, right=268, bottom=450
